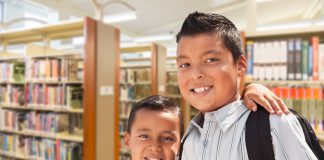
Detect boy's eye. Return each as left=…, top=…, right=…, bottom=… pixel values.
left=206, top=58, right=217, bottom=63
left=178, top=63, right=190, bottom=68
left=138, top=134, right=149, bottom=140
left=161, top=136, right=175, bottom=142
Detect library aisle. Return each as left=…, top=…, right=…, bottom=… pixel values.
left=0, top=0, right=324, bottom=160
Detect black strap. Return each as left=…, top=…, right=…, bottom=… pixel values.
left=177, top=134, right=189, bottom=160
left=289, top=109, right=324, bottom=160
left=246, top=106, right=275, bottom=160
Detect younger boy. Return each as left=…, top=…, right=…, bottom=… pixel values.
left=124, top=95, right=183, bottom=160
left=176, top=12, right=318, bottom=159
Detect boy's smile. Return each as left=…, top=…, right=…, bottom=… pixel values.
left=124, top=109, right=181, bottom=160
left=176, top=33, right=247, bottom=113
left=190, top=85, right=213, bottom=95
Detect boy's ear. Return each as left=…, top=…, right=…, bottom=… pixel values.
left=237, top=55, right=247, bottom=76
left=124, top=132, right=131, bottom=149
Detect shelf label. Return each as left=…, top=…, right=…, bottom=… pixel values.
left=100, top=86, right=114, bottom=96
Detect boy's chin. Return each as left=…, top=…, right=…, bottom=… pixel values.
left=192, top=104, right=219, bottom=113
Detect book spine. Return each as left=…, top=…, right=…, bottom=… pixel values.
left=311, top=36, right=319, bottom=80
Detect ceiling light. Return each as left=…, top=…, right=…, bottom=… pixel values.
left=135, top=34, right=174, bottom=43
left=256, top=0, right=273, bottom=3
left=103, top=11, right=136, bottom=23
left=257, top=22, right=311, bottom=31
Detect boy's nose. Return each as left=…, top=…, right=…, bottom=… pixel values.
left=191, top=66, right=206, bottom=79
left=148, top=141, right=162, bottom=152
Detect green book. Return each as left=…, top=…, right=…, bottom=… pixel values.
left=12, top=62, right=25, bottom=82
left=301, top=40, right=309, bottom=80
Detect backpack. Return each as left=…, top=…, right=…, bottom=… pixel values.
left=245, top=105, right=324, bottom=160
left=177, top=106, right=324, bottom=160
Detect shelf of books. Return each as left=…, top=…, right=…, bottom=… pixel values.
left=118, top=44, right=166, bottom=160
left=244, top=30, right=324, bottom=147
left=0, top=17, right=120, bottom=160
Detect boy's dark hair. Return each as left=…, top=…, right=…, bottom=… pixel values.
left=176, top=11, right=243, bottom=62
left=127, top=95, right=184, bottom=138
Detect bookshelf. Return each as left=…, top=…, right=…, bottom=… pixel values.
left=117, top=44, right=166, bottom=160
left=0, top=17, right=120, bottom=160
left=244, top=29, right=324, bottom=146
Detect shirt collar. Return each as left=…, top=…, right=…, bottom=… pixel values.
left=186, top=100, right=249, bottom=133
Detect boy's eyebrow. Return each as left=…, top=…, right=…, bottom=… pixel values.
left=176, top=49, right=220, bottom=61
left=161, top=130, right=177, bottom=135
left=136, top=128, right=150, bottom=132
left=135, top=129, right=177, bottom=135
left=176, top=54, right=189, bottom=61
left=204, top=49, right=219, bottom=55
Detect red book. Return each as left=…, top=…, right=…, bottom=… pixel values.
left=311, top=36, right=319, bottom=80
left=45, top=85, right=49, bottom=106
left=55, top=139, right=60, bottom=160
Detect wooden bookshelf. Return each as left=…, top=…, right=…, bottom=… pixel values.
left=0, top=129, right=83, bottom=142
left=117, top=43, right=166, bottom=160
left=0, top=17, right=120, bottom=160
left=1, top=105, right=84, bottom=113
left=0, top=150, right=31, bottom=160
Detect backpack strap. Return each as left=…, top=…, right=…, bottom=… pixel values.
left=245, top=106, right=275, bottom=160
left=289, top=108, right=324, bottom=160
left=177, top=133, right=189, bottom=160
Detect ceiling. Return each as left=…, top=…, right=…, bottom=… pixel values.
left=14, top=0, right=324, bottom=48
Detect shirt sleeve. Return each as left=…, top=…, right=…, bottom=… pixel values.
left=270, top=113, right=318, bottom=160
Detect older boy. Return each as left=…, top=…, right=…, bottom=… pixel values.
left=176, top=12, right=317, bottom=159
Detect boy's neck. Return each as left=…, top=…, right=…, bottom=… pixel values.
left=194, top=99, right=243, bottom=128
left=202, top=93, right=241, bottom=114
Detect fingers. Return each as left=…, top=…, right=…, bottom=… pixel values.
left=251, top=95, right=275, bottom=114
left=242, top=83, right=289, bottom=115
left=243, top=94, right=275, bottom=114
left=243, top=96, right=258, bottom=112
left=277, top=98, right=289, bottom=114
left=264, top=95, right=283, bottom=115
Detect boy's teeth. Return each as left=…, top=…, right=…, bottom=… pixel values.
left=193, top=86, right=210, bottom=93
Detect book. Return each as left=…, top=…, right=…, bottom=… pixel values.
left=319, top=43, right=324, bottom=80
left=311, top=36, right=319, bottom=80
left=287, top=39, right=295, bottom=80
left=0, top=134, right=83, bottom=160
left=7, top=84, right=25, bottom=106
left=68, top=114, right=83, bottom=135
left=67, top=59, right=79, bottom=81
left=66, top=85, right=83, bottom=109
left=301, top=40, right=309, bottom=80
left=56, top=113, right=69, bottom=133
left=0, top=85, right=6, bottom=104
left=294, top=38, right=302, bottom=80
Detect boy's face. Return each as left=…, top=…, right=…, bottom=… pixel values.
left=124, top=109, right=181, bottom=160
left=176, top=33, right=246, bottom=112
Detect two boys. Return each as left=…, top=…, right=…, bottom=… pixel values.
left=124, top=11, right=319, bottom=160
